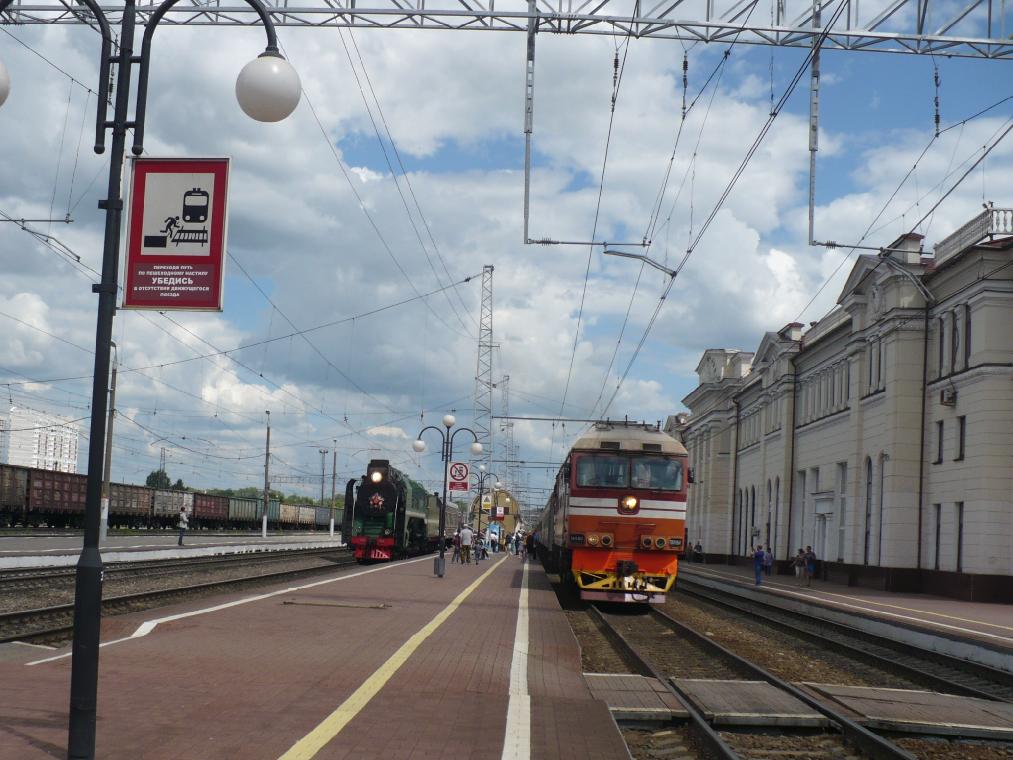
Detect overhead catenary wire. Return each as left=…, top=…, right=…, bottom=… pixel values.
left=340, top=28, right=475, bottom=335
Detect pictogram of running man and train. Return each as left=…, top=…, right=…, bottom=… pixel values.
left=143, top=187, right=210, bottom=248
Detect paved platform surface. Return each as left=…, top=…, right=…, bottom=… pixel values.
left=681, top=564, right=1013, bottom=652
left=0, top=533, right=343, bottom=569
left=673, top=679, right=827, bottom=728
left=0, top=553, right=630, bottom=759
left=801, top=683, right=1013, bottom=740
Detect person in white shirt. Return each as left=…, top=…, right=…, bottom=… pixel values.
left=177, top=508, right=189, bottom=546
left=459, top=525, right=474, bottom=564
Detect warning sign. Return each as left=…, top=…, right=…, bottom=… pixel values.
left=448, top=461, right=470, bottom=492
left=122, top=157, right=230, bottom=310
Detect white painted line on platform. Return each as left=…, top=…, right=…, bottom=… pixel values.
left=686, top=567, right=1013, bottom=645
left=278, top=556, right=507, bottom=760
left=25, top=555, right=430, bottom=666
left=501, top=559, right=531, bottom=760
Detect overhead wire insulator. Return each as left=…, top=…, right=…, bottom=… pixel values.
left=681, top=53, right=688, bottom=120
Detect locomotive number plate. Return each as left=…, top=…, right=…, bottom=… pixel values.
left=369, top=549, right=391, bottom=560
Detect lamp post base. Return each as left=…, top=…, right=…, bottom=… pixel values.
left=434, top=556, right=445, bottom=577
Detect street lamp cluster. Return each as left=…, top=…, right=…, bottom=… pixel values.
left=1, top=2, right=301, bottom=757
left=413, top=414, right=482, bottom=578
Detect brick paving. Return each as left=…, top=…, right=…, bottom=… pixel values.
left=0, top=554, right=628, bottom=759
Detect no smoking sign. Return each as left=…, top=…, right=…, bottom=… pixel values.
left=448, top=462, right=470, bottom=491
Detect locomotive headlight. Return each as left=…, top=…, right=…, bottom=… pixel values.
left=586, top=533, right=601, bottom=547
left=370, top=471, right=383, bottom=483
left=600, top=534, right=614, bottom=547
left=620, top=495, right=638, bottom=513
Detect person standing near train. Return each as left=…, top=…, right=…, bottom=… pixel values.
left=804, top=545, right=817, bottom=587
left=177, top=507, right=189, bottom=546
left=763, top=545, right=774, bottom=576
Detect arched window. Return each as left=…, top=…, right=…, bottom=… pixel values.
left=963, top=303, right=972, bottom=367
left=773, top=477, right=780, bottom=558
left=749, top=485, right=756, bottom=550
left=937, top=316, right=945, bottom=377
left=950, top=310, right=960, bottom=371
left=766, top=479, right=772, bottom=546
left=864, top=457, right=873, bottom=565
left=877, top=453, right=887, bottom=565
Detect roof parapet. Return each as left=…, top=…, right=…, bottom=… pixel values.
left=934, top=207, right=1013, bottom=267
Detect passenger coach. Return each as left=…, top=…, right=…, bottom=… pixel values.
left=538, top=421, right=689, bottom=603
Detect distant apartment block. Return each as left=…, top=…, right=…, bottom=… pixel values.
left=0, top=407, right=80, bottom=473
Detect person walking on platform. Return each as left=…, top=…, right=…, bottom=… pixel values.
left=763, top=545, right=774, bottom=576
left=693, top=541, right=703, bottom=563
left=525, top=532, right=535, bottom=562
left=753, top=545, right=765, bottom=586
left=792, top=549, right=805, bottom=585
left=514, top=529, right=522, bottom=556
left=804, top=545, right=817, bottom=587
left=505, top=532, right=513, bottom=554
left=177, top=507, right=189, bottom=546
left=460, top=525, right=473, bottom=564
left=451, top=531, right=461, bottom=564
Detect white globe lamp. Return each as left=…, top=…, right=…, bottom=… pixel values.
left=442, top=414, right=456, bottom=428
left=0, top=59, right=10, bottom=108
left=412, top=440, right=426, bottom=453
left=470, top=442, right=483, bottom=456
left=235, top=52, right=301, bottom=122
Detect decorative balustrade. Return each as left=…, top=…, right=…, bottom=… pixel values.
left=934, top=208, right=1013, bottom=265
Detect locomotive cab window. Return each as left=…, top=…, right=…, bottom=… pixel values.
left=631, top=457, right=683, bottom=491
left=575, top=454, right=629, bottom=488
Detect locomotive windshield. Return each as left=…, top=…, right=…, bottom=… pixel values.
left=575, top=454, right=683, bottom=491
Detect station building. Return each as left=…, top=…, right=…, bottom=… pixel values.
left=670, top=208, right=1013, bottom=601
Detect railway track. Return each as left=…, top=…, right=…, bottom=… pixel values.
left=0, top=553, right=360, bottom=644
left=0, top=546, right=349, bottom=593
left=591, top=604, right=917, bottom=760
left=677, top=576, right=1013, bottom=703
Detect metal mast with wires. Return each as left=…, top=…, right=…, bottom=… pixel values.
left=472, top=265, right=494, bottom=474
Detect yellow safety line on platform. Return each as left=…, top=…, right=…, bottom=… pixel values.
left=278, top=556, right=507, bottom=760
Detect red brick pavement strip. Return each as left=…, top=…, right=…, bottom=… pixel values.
left=0, top=555, right=628, bottom=760
left=684, top=564, right=1013, bottom=650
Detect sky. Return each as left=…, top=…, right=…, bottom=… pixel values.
left=1, top=6, right=1011, bottom=511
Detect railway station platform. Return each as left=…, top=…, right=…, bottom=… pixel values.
left=680, top=564, right=1013, bottom=671
left=0, top=553, right=630, bottom=759
left=0, top=532, right=343, bottom=569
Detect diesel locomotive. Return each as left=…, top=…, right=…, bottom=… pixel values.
left=537, top=420, right=688, bottom=603
left=342, top=459, right=442, bottom=562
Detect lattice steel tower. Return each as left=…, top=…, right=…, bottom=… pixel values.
left=473, top=265, right=494, bottom=474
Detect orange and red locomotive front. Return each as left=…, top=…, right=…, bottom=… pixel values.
left=539, top=421, right=687, bottom=603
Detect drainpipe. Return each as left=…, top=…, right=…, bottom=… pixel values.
left=730, top=397, right=741, bottom=560
left=916, top=305, right=930, bottom=570
left=785, top=357, right=799, bottom=563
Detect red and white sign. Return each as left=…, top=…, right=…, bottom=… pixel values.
left=122, top=157, right=230, bottom=311
left=448, top=461, right=470, bottom=492
left=494, top=505, right=505, bottom=521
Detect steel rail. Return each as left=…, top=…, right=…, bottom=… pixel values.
left=586, top=604, right=741, bottom=760
left=644, top=605, right=918, bottom=760
left=677, top=576, right=1013, bottom=703
left=0, top=554, right=360, bottom=644
left=0, top=545, right=348, bottom=586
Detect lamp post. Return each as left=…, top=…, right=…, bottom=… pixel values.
left=472, top=465, right=501, bottom=564
left=413, top=414, right=482, bottom=578
left=0, top=4, right=300, bottom=756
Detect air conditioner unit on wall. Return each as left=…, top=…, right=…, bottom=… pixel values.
left=940, top=387, right=957, bottom=406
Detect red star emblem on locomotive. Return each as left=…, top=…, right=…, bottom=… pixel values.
left=369, top=493, right=385, bottom=508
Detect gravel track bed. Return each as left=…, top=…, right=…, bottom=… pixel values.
left=664, top=594, right=921, bottom=690
left=604, top=609, right=749, bottom=680
left=719, top=730, right=862, bottom=759
left=894, top=737, right=1013, bottom=759
left=622, top=726, right=705, bottom=760
left=565, top=609, right=636, bottom=674
left=0, top=555, right=341, bottom=613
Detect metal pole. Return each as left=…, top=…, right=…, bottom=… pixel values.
left=67, top=2, right=135, bottom=755
left=100, top=342, right=117, bottom=544
left=319, top=448, right=327, bottom=516
left=475, top=475, right=484, bottom=564
left=262, top=411, right=270, bottom=538
left=330, top=444, right=336, bottom=538
left=436, top=430, right=449, bottom=577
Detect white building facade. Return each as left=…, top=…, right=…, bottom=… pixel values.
left=673, top=210, right=1013, bottom=602
left=0, top=407, right=80, bottom=473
